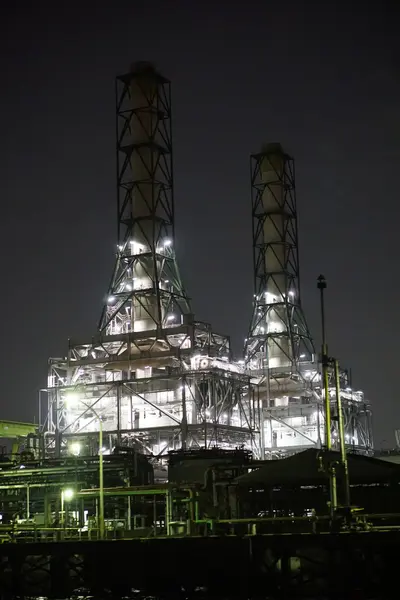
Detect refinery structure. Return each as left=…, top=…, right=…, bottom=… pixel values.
left=41, top=62, right=372, bottom=465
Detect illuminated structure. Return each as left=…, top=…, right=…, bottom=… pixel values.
left=245, top=144, right=372, bottom=456
left=43, top=63, right=261, bottom=461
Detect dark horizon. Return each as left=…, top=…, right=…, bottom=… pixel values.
left=0, top=1, right=399, bottom=447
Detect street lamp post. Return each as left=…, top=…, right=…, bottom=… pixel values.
left=61, top=488, right=74, bottom=530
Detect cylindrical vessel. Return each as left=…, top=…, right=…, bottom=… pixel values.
left=260, top=144, right=291, bottom=367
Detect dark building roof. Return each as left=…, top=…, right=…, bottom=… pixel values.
left=236, top=449, right=400, bottom=487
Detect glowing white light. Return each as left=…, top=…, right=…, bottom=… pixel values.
left=70, top=442, right=81, bottom=456
left=118, top=245, right=123, bottom=251
left=346, top=387, right=352, bottom=392
left=125, top=283, right=132, bottom=291
left=62, top=488, right=74, bottom=501
left=300, top=354, right=306, bottom=358
left=130, top=240, right=145, bottom=254
left=164, top=280, right=169, bottom=283
left=163, top=239, right=172, bottom=247
left=167, top=315, right=175, bottom=321
left=108, top=296, right=116, bottom=304
left=65, top=392, right=80, bottom=406
left=289, top=290, right=295, bottom=297
left=268, top=321, right=284, bottom=333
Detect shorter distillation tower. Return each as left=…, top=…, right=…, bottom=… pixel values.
left=245, top=144, right=372, bottom=457
left=44, top=63, right=261, bottom=463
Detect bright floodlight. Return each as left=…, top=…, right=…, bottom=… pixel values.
left=166, top=314, right=175, bottom=321
left=63, top=488, right=74, bottom=501
left=163, top=239, right=172, bottom=247
left=65, top=392, right=80, bottom=407
left=70, top=442, right=81, bottom=457
left=107, top=296, right=116, bottom=304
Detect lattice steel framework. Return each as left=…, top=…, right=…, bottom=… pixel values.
left=244, top=143, right=372, bottom=457
left=99, top=62, right=190, bottom=335
left=42, top=63, right=262, bottom=461
left=245, top=143, right=314, bottom=371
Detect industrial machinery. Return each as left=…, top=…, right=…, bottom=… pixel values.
left=42, top=63, right=261, bottom=462
left=0, top=420, right=38, bottom=460
left=245, top=144, right=372, bottom=457
left=0, top=61, right=384, bottom=600
left=39, top=64, right=371, bottom=469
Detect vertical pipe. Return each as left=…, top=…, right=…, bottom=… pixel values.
left=316, top=404, right=321, bottom=447
left=153, top=494, right=157, bottom=536
left=99, top=419, right=105, bottom=540
left=127, top=475, right=131, bottom=530
left=44, top=494, right=49, bottom=527
left=116, top=385, right=121, bottom=446
left=166, top=490, right=171, bottom=535
left=258, top=386, right=265, bottom=459
left=61, top=490, right=64, bottom=528
left=26, top=485, right=30, bottom=520
left=334, top=359, right=350, bottom=507
left=181, top=376, right=188, bottom=449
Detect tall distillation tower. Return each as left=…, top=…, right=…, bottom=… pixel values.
left=43, top=63, right=261, bottom=462
left=245, top=144, right=372, bottom=456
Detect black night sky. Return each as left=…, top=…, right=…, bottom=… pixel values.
left=0, top=1, right=399, bottom=446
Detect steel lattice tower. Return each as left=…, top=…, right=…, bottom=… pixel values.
left=43, top=63, right=262, bottom=462
left=99, top=63, right=190, bottom=335
left=245, top=143, right=314, bottom=372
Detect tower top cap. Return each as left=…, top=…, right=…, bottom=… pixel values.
left=261, top=142, right=284, bottom=155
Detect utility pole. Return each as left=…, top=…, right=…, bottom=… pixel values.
left=317, top=275, right=337, bottom=514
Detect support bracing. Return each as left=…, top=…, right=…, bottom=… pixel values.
left=245, top=143, right=314, bottom=371
left=244, top=144, right=373, bottom=458
left=99, top=63, right=190, bottom=335
left=43, top=63, right=261, bottom=465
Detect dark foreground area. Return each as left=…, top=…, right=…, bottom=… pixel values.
left=0, top=531, right=398, bottom=599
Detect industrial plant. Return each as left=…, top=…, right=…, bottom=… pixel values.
left=0, top=62, right=396, bottom=599
left=39, top=62, right=371, bottom=462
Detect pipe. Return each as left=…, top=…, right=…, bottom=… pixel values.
left=334, top=359, right=351, bottom=507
